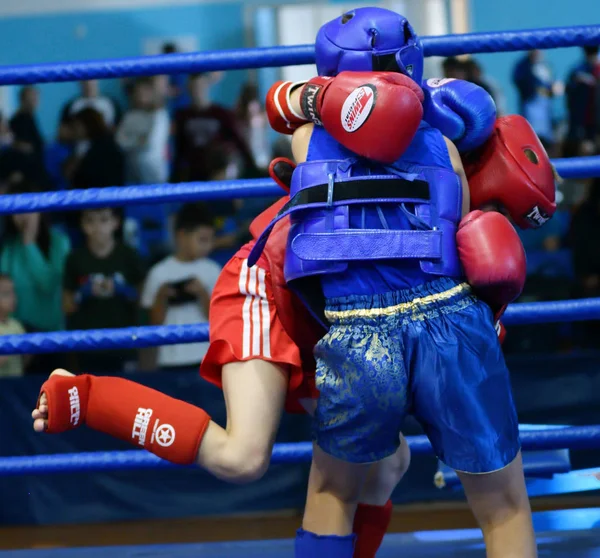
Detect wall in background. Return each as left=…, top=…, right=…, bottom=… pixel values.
left=470, top=0, right=600, bottom=119
left=1, top=0, right=598, bottom=139
left=0, top=3, right=248, bottom=139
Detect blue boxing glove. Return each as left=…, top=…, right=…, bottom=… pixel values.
left=74, top=279, right=93, bottom=305
left=422, top=78, right=497, bottom=152
left=113, top=273, right=138, bottom=302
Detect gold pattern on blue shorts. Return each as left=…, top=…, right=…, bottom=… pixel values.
left=323, top=282, right=473, bottom=323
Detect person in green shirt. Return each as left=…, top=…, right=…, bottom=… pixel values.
left=0, top=183, right=70, bottom=333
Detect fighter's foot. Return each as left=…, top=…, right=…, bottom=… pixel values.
left=32, top=369, right=75, bottom=432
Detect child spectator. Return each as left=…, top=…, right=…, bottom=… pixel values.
left=63, top=208, right=145, bottom=373
left=141, top=203, right=221, bottom=370
left=116, top=77, right=170, bottom=185
left=0, top=274, right=25, bottom=377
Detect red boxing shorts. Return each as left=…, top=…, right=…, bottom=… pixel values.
left=200, top=243, right=319, bottom=413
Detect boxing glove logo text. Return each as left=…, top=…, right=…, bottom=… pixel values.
left=300, top=83, right=322, bottom=126
left=426, top=78, right=456, bottom=88
left=525, top=205, right=549, bottom=227
left=68, top=387, right=81, bottom=426
left=341, top=85, right=376, bottom=133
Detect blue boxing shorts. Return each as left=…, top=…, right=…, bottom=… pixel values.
left=312, top=277, right=520, bottom=473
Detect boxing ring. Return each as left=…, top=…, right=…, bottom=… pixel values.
left=2, top=23, right=600, bottom=558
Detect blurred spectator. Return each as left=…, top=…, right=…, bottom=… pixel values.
left=65, top=107, right=125, bottom=189
left=513, top=51, right=556, bottom=150
left=236, top=82, right=270, bottom=169
left=141, top=203, right=221, bottom=370
left=442, top=57, right=468, bottom=80
left=0, top=274, right=25, bottom=377
left=204, top=147, right=244, bottom=265
left=0, top=182, right=70, bottom=335
left=463, top=59, right=495, bottom=100
left=173, top=73, right=255, bottom=182
left=564, top=46, right=599, bottom=156
left=0, top=111, right=48, bottom=190
left=63, top=208, right=145, bottom=372
left=568, top=182, right=600, bottom=346
left=117, top=78, right=170, bottom=184
left=61, top=80, right=122, bottom=129
left=44, top=117, right=74, bottom=191
left=9, top=86, right=44, bottom=164
left=569, top=182, right=600, bottom=295
left=162, top=43, right=191, bottom=113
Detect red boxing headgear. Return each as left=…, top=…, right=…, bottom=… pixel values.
left=464, top=115, right=557, bottom=229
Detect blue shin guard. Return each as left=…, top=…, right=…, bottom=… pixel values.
left=295, top=529, right=356, bottom=557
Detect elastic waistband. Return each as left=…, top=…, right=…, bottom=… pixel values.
left=324, top=278, right=473, bottom=322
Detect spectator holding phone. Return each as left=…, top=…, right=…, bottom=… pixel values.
left=63, top=207, right=145, bottom=373
left=141, top=203, right=221, bottom=370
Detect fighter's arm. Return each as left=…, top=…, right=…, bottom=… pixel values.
left=291, top=123, right=314, bottom=164
left=444, top=136, right=470, bottom=217
left=268, top=72, right=424, bottom=163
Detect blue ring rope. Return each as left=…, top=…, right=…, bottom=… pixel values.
left=0, top=298, right=597, bottom=355
left=0, top=156, right=595, bottom=215
left=0, top=25, right=598, bottom=85
left=2, top=426, right=599, bottom=476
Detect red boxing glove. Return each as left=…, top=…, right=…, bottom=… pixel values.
left=463, top=115, right=557, bottom=229
left=299, top=71, right=424, bottom=163
left=266, top=80, right=309, bottom=135
left=495, top=320, right=507, bottom=345
left=457, top=210, right=526, bottom=319
left=40, top=374, right=210, bottom=465
left=268, top=157, right=296, bottom=193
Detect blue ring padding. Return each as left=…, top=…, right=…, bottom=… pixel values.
left=0, top=25, right=598, bottom=85
left=1, top=426, right=599, bottom=476
left=0, top=156, right=595, bottom=215
left=0, top=297, right=597, bottom=355
left=436, top=450, right=571, bottom=488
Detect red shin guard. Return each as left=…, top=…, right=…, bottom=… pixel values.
left=352, top=500, right=393, bottom=558
left=41, top=374, right=210, bottom=465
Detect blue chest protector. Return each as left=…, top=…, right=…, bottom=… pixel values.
left=248, top=122, right=463, bottom=313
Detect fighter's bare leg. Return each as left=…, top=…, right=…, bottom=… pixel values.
left=303, top=444, right=370, bottom=536
left=458, top=452, right=537, bottom=558
left=297, top=401, right=410, bottom=508
left=359, top=433, right=410, bottom=506
left=197, top=359, right=288, bottom=483
left=33, top=360, right=289, bottom=485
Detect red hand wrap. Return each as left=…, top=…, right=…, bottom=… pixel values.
left=41, top=374, right=210, bottom=465
left=266, top=80, right=309, bottom=135
left=457, top=210, right=526, bottom=317
left=495, top=320, right=507, bottom=345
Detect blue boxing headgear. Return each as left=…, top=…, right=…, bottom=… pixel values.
left=315, top=7, right=424, bottom=84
